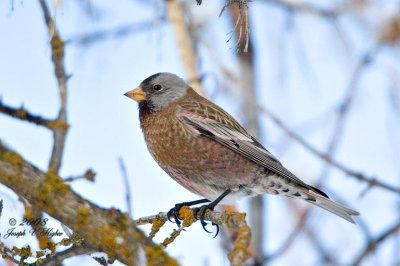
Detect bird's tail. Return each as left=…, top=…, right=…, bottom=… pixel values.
left=305, top=189, right=360, bottom=224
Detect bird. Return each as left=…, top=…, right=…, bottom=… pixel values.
left=124, top=72, right=359, bottom=227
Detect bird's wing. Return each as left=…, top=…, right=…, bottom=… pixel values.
left=177, top=99, right=363, bottom=223
left=177, top=101, right=310, bottom=188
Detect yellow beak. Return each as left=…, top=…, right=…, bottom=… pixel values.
left=124, top=87, right=146, bottom=102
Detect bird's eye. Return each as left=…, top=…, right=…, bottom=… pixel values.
left=153, top=84, right=163, bottom=91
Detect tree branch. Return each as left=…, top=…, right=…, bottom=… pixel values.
left=257, top=104, right=400, bottom=195
left=265, top=0, right=339, bottom=18
left=68, top=18, right=167, bottom=46
left=0, top=101, right=56, bottom=129
left=136, top=207, right=251, bottom=266
left=0, top=141, right=176, bottom=266
left=166, top=0, right=203, bottom=94
left=38, top=0, right=69, bottom=175
left=41, top=246, right=95, bottom=266
left=351, top=220, right=400, bottom=266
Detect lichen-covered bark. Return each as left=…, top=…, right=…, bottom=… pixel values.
left=0, top=141, right=177, bottom=266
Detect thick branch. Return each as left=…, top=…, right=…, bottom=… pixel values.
left=0, top=141, right=176, bottom=266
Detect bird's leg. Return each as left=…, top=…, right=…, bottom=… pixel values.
left=167, top=198, right=211, bottom=226
left=194, top=189, right=231, bottom=237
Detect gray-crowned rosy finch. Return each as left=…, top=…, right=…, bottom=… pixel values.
left=124, top=72, right=359, bottom=226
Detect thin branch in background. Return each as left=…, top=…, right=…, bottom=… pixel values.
left=0, top=101, right=56, bottom=129
left=67, top=18, right=167, bottom=46
left=393, top=203, right=400, bottom=266
left=41, top=246, right=95, bottom=266
left=72, top=0, right=101, bottom=18
left=290, top=16, right=320, bottom=91
left=265, top=0, right=339, bottom=18
left=287, top=201, right=339, bottom=266
left=316, top=47, right=379, bottom=184
left=305, top=226, right=339, bottom=266
left=351, top=221, right=400, bottom=266
left=64, top=169, right=96, bottom=182
left=194, top=28, right=399, bottom=193
left=0, top=243, right=22, bottom=265
left=209, top=42, right=400, bottom=194
left=38, top=0, right=70, bottom=175
left=197, top=2, right=398, bottom=196
left=263, top=205, right=308, bottom=262
left=257, top=104, right=400, bottom=194
left=267, top=190, right=374, bottom=264
left=118, top=157, right=133, bottom=217
left=276, top=11, right=291, bottom=89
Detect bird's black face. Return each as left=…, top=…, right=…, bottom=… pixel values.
left=125, top=72, right=189, bottom=112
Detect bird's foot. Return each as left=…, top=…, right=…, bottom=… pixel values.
left=167, top=203, right=185, bottom=227
left=193, top=204, right=220, bottom=238
left=167, top=199, right=210, bottom=227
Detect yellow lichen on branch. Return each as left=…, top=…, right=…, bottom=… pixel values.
left=136, top=207, right=252, bottom=266
left=178, top=206, right=196, bottom=227
left=162, top=229, right=182, bottom=248
left=144, top=245, right=179, bottom=266
left=150, top=218, right=166, bottom=239
left=228, top=225, right=251, bottom=266
left=0, top=142, right=177, bottom=266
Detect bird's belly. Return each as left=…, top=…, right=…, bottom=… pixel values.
left=152, top=135, right=266, bottom=201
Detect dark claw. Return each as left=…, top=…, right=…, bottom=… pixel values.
left=212, top=223, right=219, bottom=238
left=194, top=204, right=220, bottom=237
left=200, top=220, right=212, bottom=233
left=167, top=204, right=182, bottom=227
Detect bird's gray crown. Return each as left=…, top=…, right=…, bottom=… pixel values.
left=139, top=72, right=189, bottom=111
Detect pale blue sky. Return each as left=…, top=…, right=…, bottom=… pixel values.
left=0, top=1, right=399, bottom=265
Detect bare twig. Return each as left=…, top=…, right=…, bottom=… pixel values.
left=118, top=157, right=133, bottom=217
left=38, top=0, right=70, bottom=174
left=0, top=242, right=22, bottom=265
left=317, top=48, right=378, bottom=183
left=195, top=26, right=391, bottom=197
left=304, top=226, right=339, bottom=266
left=64, top=168, right=96, bottom=182
left=265, top=0, right=339, bottom=18
left=351, top=221, right=400, bottom=266
left=41, top=246, right=95, bottom=266
left=0, top=101, right=56, bottom=129
left=264, top=205, right=308, bottom=262
left=68, top=18, right=167, bottom=46
left=258, top=104, right=400, bottom=194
